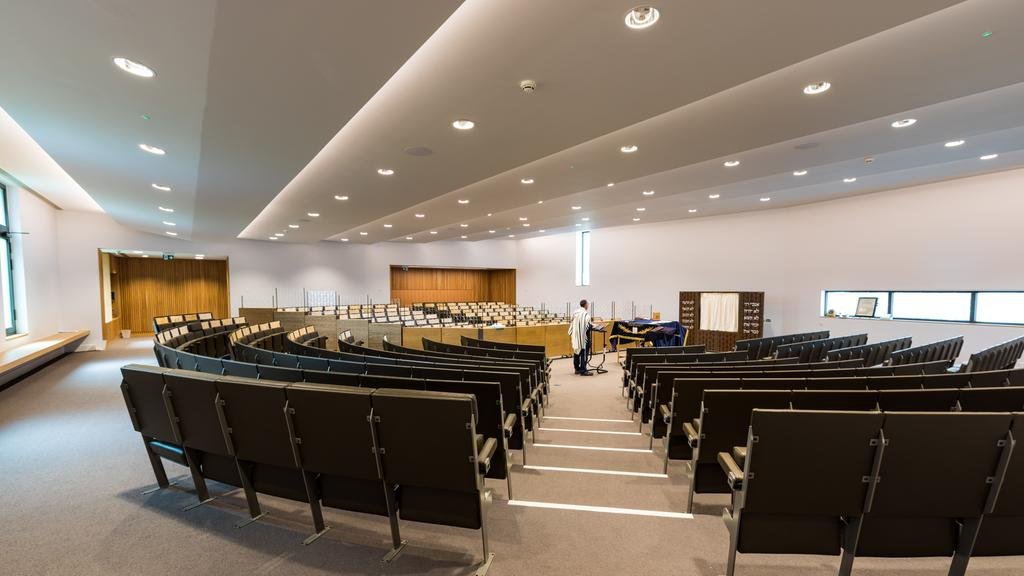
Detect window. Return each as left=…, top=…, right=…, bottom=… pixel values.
left=822, top=291, right=889, bottom=318
left=822, top=290, right=1024, bottom=325
left=574, top=230, right=591, bottom=286
left=0, top=183, right=16, bottom=335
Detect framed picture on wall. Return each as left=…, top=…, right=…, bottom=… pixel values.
left=855, top=297, right=879, bottom=318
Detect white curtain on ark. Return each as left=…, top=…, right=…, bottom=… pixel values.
left=700, top=292, right=739, bottom=332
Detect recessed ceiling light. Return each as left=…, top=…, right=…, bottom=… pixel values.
left=452, top=119, right=475, bottom=130
left=195, top=255, right=205, bottom=260
left=307, top=212, right=320, bottom=217
left=113, top=57, right=155, bottom=78
left=405, top=237, right=413, bottom=240
left=708, top=194, right=720, bottom=199
left=537, top=200, right=544, bottom=204
left=166, top=231, right=178, bottom=236
left=377, top=168, right=394, bottom=176
left=760, top=197, right=771, bottom=202
left=274, top=232, right=284, bottom=237
left=519, top=217, right=528, bottom=221
left=414, top=213, right=425, bottom=218
left=340, top=238, right=349, bottom=242
left=151, top=183, right=172, bottom=191
left=624, top=6, right=660, bottom=29
left=607, top=182, right=615, bottom=187
left=620, top=145, right=638, bottom=153
left=142, top=254, right=150, bottom=258
left=793, top=170, right=808, bottom=176
left=486, top=213, right=493, bottom=216
left=288, top=224, right=300, bottom=229
left=843, top=177, right=857, bottom=183
left=803, top=81, right=831, bottom=95
left=460, top=235, right=468, bottom=239
left=575, top=223, right=581, bottom=227
left=980, top=153, right=999, bottom=160
left=891, top=118, right=917, bottom=128
left=458, top=199, right=470, bottom=204
left=723, top=160, right=740, bottom=167
left=581, top=217, right=590, bottom=221
left=636, top=207, right=646, bottom=212
left=162, top=221, right=176, bottom=226
left=334, top=195, right=349, bottom=201
left=268, top=236, right=278, bottom=240
left=688, top=209, right=698, bottom=213
left=489, top=230, right=495, bottom=233
left=383, top=224, right=392, bottom=228
left=131, top=250, right=143, bottom=254
left=523, top=223, right=531, bottom=227
left=571, top=205, right=582, bottom=210
left=460, top=223, right=469, bottom=228
left=430, top=231, right=438, bottom=235
left=158, top=206, right=173, bottom=212
left=520, top=177, right=534, bottom=184
left=632, top=217, right=641, bottom=222
left=642, top=190, right=655, bottom=196
left=139, top=143, right=165, bottom=155
left=945, top=139, right=966, bottom=148
left=508, top=234, right=516, bottom=238
left=539, top=229, right=546, bottom=233
left=359, top=231, right=368, bottom=236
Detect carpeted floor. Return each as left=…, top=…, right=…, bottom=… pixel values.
left=1, top=338, right=1021, bottom=575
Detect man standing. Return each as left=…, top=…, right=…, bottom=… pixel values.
left=569, top=299, right=593, bottom=376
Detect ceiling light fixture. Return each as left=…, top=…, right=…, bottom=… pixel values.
left=760, top=197, right=771, bottom=202
left=359, top=232, right=368, bottom=236
left=430, top=231, right=438, bottom=235
left=581, top=217, right=590, bottom=221
left=945, top=139, right=966, bottom=148
left=508, top=234, right=516, bottom=238
left=708, top=194, right=721, bottom=199
left=642, top=190, right=655, bottom=196
left=537, top=200, right=544, bottom=204
left=607, top=182, right=615, bottom=187
left=620, top=145, right=638, bottom=153
left=803, top=81, right=831, bottom=95
left=519, top=217, right=528, bottom=221
left=334, top=195, right=349, bottom=201
left=288, top=224, right=299, bottom=229
left=162, top=221, right=176, bottom=226
left=571, top=206, right=582, bottom=210
left=487, top=213, right=493, bottom=217
left=405, top=237, right=413, bottom=240
left=460, top=223, right=469, bottom=228
left=843, top=177, right=857, bottom=183
left=539, top=229, right=546, bottom=233
left=340, top=238, right=349, bottom=242
left=575, top=224, right=581, bottom=227
left=632, top=217, right=640, bottom=222
left=688, top=209, right=698, bottom=213
left=624, top=6, right=660, bottom=29
left=383, top=224, right=392, bottom=228
left=520, top=177, right=534, bottom=184
left=139, top=143, right=165, bottom=155
left=195, top=255, right=204, bottom=259
left=142, top=254, right=150, bottom=258
left=151, top=183, right=172, bottom=191
left=307, top=212, right=320, bottom=217
left=523, top=223, right=530, bottom=227
left=377, top=168, right=394, bottom=176
left=891, top=118, right=917, bottom=128
left=414, top=213, right=425, bottom=218
left=793, top=170, right=808, bottom=176
left=158, top=206, right=173, bottom=212
left=635, top=207, right=646, bottom=212
left=723, top=160, right=740, bottom=167
left=166, top=231, right=178, bottom=236
left=113, top=57, right=155, bottom=78
left=461, top=235, right=468, bottom=239
left=274, top=233, right=284, bottom=237
left=980, top=153, right=999, bottom=160
left=458, top=199, right=470, bottom=204
left=452, top=119, right=475, bottom=130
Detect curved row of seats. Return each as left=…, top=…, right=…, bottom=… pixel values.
left=720, top=409, right=1023, bottom=576
left=152, top=312, right=213, bottom=333
left=963, top=334, right=1024, bottom=372
left=824, top=336, right=912, bottom=366
left=120, top=364, right=496, bottom=571
left=888, top=335, right=964, bottom=366
left=733, top=330, right=829, bottom=360
left=775, top=333, right=869, bottom=362
left=460, top=335, right=545, bottom=354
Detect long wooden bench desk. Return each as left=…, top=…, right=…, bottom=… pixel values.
left=0, top=330, right=90, bottom=390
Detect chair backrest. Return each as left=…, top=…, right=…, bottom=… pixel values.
left=162, top=369, right=230, bottom=455
left=697, top=389, right=792, bottom=466
left=877, top=388, right=959, bottom=412
left=285, top=383, right=378, bottom=479
left=790, top=389, right=879, bottom=411
left=958, top=387, right=1024, bottom=412
left=120, top=365, right=175, bottom=443
left=214, top=377, right=294, bottom=468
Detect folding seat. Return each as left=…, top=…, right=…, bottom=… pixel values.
left=851, top=412, right=1013, bottom=570
left=272, top=352, right=300, bottom=368
left=790, top=390, right=879, bottom=411
left=804, top=377, right=867, bottom=391
left=719, top=410, right=885, bottom=576
left=958, top=387, right=1024, bottom=412
left=687, top=390, right=792, bottom=513
left=371, top=389, right=496, bottom=572
left=257, top=365, right=302, bottom=382
left=738, top=377, right=800, bottom=390
left=967, top=413, right=1024, bottom=560
left=296, top=356, right=329, bottom=372
left=302, top=370, right=361, bottom=387
left=364, top=363, right=413, bottom=378
left=807, top=368, right=859, bottom=379
left=1007, top=368, right=1024, bottom=387
left=212, top=376, right=307, bottom=528
left=361, top=374, right=424, bottom=391
left=221, top=359, right=260, bottom=378
left=878, top=389, right=959, bottom=412
left=195, top=355, right=224, bottom=375
left=967, top=370, right=1008, bottom=388
left=865, top=374, right=922, bottom=391
left=922, top=372, right=971, bottom=389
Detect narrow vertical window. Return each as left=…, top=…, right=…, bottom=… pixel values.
left=0, top=183, right=16, bottom=335
left=575, top=230, right=591, bottom=286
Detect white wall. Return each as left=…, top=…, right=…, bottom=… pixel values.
left=54, top=210, right=517, bottom=349
left=0, top=177, right=62, bottom=352
left=516, top=168, right=1024, bottom=363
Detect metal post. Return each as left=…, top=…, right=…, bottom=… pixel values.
left=283, top=401, right=331, bottom=545
left=369, top=409, right=407, bottom=564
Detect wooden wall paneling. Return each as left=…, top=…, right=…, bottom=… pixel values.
left=485, top=269, right=516, bottom=304
left=441, top=327, right=479, bottom=346
left=679, top=291, right=765, bottom=352
left=115, top=256, right=229, bottom=333
left=516, top=326, right=546, bottom=348
left=389, top=266, right=516, bottom=305
left=308, top=315, right=340, bottom=351
left=481, top=326, right=517, bottom=344
left=240, top=307, right=276, bottom=325
left=544, top=323, right=573, bottom=357
left=402, top=327, right=440, bottom=350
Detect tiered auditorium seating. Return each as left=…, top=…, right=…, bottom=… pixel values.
left=152, top=312, right=214, bottom=333
left=888, top=335, right=964, bottom=366
left=460, top=335, right=545, bottom=354
left=960, top=334, right=1024, bottom=372
left=276, top=302, right=567, bottom=327
left=825, top=336, right=913, bottom=366
left=121, top=365, right=495, bottom=571
left=774, top=333, right=868, bottom=362
left=718, top=409, right=1022, bottom=576
left=733, top=330, right=829, bottom=360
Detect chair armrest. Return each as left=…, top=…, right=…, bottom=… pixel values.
left=718, top=452, right=745, bottom=491
left=477, top=437, right=497, bottom=475
left=503, top=413, right=517, bottom=438
left=659, top=404, right=672, bottom=424
left=732, top=446, right=747, bottom=469
left=682, top=422, right=700, bottom=448
left=521, top=398, right=533, bottom=416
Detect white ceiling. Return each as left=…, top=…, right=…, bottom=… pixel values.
left=3, top=0, right=1023, bottom=245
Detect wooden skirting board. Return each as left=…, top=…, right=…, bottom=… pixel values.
left=0, top=330, right=90, bottom=390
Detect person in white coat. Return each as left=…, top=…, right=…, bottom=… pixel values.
left=568, top=299, right=593, bottom=375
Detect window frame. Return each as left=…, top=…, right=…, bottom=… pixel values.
left=0, top=182, right=16, bottom=335
left=822, top=289, right=1024, bottom=326
left=574, top=230, right=591, bottom=287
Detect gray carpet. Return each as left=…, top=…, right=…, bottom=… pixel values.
left=1, top=338, right=1020, bottom=575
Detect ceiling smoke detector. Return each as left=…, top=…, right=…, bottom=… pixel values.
left=519, top=79, right=537, bottom=93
